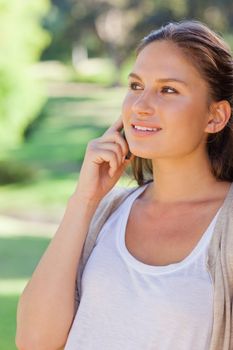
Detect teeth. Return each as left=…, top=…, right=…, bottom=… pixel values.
left=134, top=125, right=160, bottom=131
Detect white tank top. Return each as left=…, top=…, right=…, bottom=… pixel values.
left=65, top=184, right=222, bottom=350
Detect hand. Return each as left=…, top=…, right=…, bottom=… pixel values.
left=73, top=116, right=133, bottom=202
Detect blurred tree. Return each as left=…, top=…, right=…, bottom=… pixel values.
left=0, top=0, right=51, bottom=148
left=42, top=0, right=233, bottom=85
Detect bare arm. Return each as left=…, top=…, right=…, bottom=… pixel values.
left=15, top=116, right=131, bottom=350
left=16, top=194, right=100, bottom=350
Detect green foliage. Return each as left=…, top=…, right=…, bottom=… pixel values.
left=73, top=58, right=118, bottom=85
left=0, top=160, right=38, bottom=185
left=43, top=0, right=233, bottom=72
left=0, top=0, right=51, bottom=147
left=4, top=86, right=127, bottom=178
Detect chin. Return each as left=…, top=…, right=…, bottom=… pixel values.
left=129, top=147, right=158, bottom=159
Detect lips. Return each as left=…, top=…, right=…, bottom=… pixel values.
left=131, top=124, right=162, bottom=136
left=131, top=122, right=162, bottom=130
left=133, top=125, right=161, bottom=131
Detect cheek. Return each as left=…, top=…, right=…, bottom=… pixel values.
left=164, top=100, right=208, bottom=150
left=167, top=97, right=204, bottom=129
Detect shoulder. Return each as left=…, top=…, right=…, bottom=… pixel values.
left=91, top=184, right=139, bottom=222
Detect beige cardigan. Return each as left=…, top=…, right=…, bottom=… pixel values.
left=75, top=182, right=233, bottom=350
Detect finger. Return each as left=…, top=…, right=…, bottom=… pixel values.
left=104, top=116, right=123, bottom=135
left=97, top=142, right=123, bottom=166
left=93, top=149, right=119, bottom=176
left=100, top=132, right=129, bottom=157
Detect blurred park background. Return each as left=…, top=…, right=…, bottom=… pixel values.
left=0, top=1, right=233, bottom=349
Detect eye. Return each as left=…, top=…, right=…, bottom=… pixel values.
left=161, top=86, right=178, bottom=94
left=128, top=81, right=143, bottom=90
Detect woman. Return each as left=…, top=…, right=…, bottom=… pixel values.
left=16, top=19, right=233, bottom=350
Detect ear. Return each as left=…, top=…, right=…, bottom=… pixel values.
left=205, top=100, right=232, bottom=134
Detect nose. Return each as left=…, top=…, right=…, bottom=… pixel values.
left=131, top=91, right=155, bottom=117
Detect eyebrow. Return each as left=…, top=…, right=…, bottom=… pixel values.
left=128, top=72, right=188, bottom=86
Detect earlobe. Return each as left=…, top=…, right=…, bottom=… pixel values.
left=205, top=100, right=231, bottom=134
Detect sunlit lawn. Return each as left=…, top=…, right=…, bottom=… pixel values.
left=0, top=82, right=137, bottom=349
left=0, top=234, right=50, bottom=350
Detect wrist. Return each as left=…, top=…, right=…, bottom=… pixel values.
left=68, top=191, right=101, bottom=208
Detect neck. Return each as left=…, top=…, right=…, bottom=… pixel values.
left=148, top=152, right=220, bottom=204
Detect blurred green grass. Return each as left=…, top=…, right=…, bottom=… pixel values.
left=0, top=236, right=50, bottom=350
left=6, top=88, right=126, bottom=175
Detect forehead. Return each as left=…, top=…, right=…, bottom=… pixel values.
left=132, top=40, right=205, bottom=85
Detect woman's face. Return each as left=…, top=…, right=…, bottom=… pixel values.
left=121, top=40, right=212, bottom=160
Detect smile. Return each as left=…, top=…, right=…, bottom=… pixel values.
left=134, top=125, right=160, bottom=131
left=131, top=124, right=162, bottom=136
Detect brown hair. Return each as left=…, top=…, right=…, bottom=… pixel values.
left=129, top=19, right=233, bottom=186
